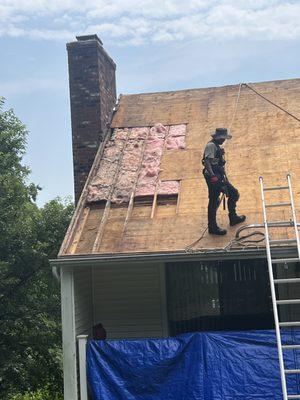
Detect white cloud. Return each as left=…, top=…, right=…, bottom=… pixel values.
left=1, top=1, right=300, bottom=44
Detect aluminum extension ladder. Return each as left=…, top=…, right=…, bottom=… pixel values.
left=259, top=174, right=300, bottom=400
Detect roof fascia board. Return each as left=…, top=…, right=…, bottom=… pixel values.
left=50, top=247, right=298, bottom=269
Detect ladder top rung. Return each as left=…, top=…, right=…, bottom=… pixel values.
left=280, top=321, right=300, bottom=327
left=285, top=369, right=300, bottom=374
left=282, top=344, right=300, bottom=349
left=272, top=258, right=299, bottom=264
left=266, top=202, right=291, bottom=208
left=264, top=186, right=289, bottom=191
left=277, top=299, right=300, bottom=305
left=274, top=278, right=300, bottom=284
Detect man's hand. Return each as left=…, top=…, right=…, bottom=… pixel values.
left=210, top=175, right=218, bottom=184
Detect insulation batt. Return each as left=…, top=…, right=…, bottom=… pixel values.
left=129, top=127, right=148, bottom=140
left=113, top=128, right=129, bottom=140
left=149, top=123, right=167, bottom=139
left=158, top=180, right=179, bottom=195
left=165, top=136, right=185, bottom=150
left=102, top=140, right=124, bottom=162
left=168, top=124, right=186, bottom=137
left=86, top=124, right=186, bottom=203
left=122, top=140, right=143, bottom=171
left=112, top=169, right=137, bottom=203
left=87, top=185, right=110, bottom=203
left=90, top=160, right=118, bottom=187
left=165, top=124, right=186, bottom=150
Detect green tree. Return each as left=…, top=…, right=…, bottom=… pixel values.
left=0, top=98, right=74, bottom=397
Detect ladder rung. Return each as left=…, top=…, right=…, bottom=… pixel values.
left=266, top=202, right=291, bottom=208
left=282, top=345, right=300, bottom=350
left=264, top=186, right=289, bottom=191
left=267, top=221, right=294, bottom=227
left=272, top=258, right=299, bottom=264
left=269, top=239, right=297, bottom=245
left=274, top=278, right=300, bottom=284
left=288, top=395, right=300, bottom=399
left=285, top=369, right=300, bottom=374
left=280, top=321, right=300, bottom=327
left=277, top=299, right=300, bottom=305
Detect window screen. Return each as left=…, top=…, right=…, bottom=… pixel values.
left=166, top=259, right=273, bottom=335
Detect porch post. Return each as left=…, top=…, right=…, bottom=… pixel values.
left=61, top=266, right=78, bottom=400
left=77, top=335, right=89, bottom=400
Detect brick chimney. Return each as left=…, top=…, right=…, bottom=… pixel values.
left=67, top=34, right=117, bottom=204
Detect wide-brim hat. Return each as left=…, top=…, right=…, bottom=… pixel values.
left=211, top=128, right=232, bottom=140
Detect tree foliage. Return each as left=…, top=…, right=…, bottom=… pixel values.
left=0, top=98, right=74, bottom=397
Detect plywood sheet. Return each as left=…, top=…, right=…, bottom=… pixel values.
left=160, top=150, right=202, bottom=180
left=76, top=206, right=104, bottom=254
left=62, top=78, right=300, bottom=255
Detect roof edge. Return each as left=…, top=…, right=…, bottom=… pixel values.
left=119, top=77, right=300, bottom=98
left=51, top=246, right=297, bottom=268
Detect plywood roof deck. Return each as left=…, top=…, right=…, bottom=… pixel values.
left=60, top=78, right=300, bottom=256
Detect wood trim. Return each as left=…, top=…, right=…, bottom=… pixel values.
left=61, top=267, right=78, bottom=400
left=176, top=180, right=182, bottom=215
left=151, top=180, right=160, bottom=219
left=69, top=207, right=90, bottom=255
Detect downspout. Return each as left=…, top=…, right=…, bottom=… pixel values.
left=52, top=265, right=61, bottom=283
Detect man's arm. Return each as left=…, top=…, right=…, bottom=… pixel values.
left=204, top=159, right=214, bottom=177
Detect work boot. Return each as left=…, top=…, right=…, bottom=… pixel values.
left=208, top=225, right=227, bottom=235
left=229, top=213, right=246, bottom=226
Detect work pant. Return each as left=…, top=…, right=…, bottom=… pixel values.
left=204, top=174, right=239, bottom=228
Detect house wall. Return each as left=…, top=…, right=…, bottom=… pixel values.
left=91, top=262, right=168, bottom=339
left=74, top=267, right=93, bottom=336
left=72, top=262, right=168, bottom=339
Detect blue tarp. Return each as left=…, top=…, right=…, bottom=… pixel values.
left=87, top=330, right=300, bottom=399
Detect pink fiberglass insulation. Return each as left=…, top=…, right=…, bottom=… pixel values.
left=135, top=136, right=164, bottom=196
left=122, top=140, right=143, bottom=171
left=87, top=185, right=110, bottom=203
left=86, top=123, right=184, bottom=203
left=111, top=169, right=137, bottom=203
left=135, top=182, right=156, bottom=197
left=145, top=137, right=164, bottom=160
left=165, top=135, right=185, bottom=150
left=90, top=160, right=118, bottom=187
left=102, top=139, right=124, bottom=162
left=129, top=127, right=148, bottom=140
left=168, top=124, right=186, bottom=137
left=165, top=124, right=186, bottom=150
left=113, top=128, right=129, bottom=140
left=149, top=123, right=167, bottom=139
left=158, top=180, right=180, bottom=195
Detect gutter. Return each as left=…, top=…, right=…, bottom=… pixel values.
left=50, top=246, right=298, bottom=268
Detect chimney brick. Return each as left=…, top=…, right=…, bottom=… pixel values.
left=67, top=35, right=117, bottom=204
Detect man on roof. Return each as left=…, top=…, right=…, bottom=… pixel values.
left=202, top=128, right=246, bottom=235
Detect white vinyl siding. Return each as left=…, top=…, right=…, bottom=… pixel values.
left=74, top=267, right=93, bottom=336
left=92, top=263, right=166, bottom=339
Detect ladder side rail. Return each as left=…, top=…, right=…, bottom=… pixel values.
left=259, top=176, right=288, bottom=400
left=287, top=174, right=300, bottom=260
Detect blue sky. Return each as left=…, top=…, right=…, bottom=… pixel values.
left=1, top=0, right=300, bottom=206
